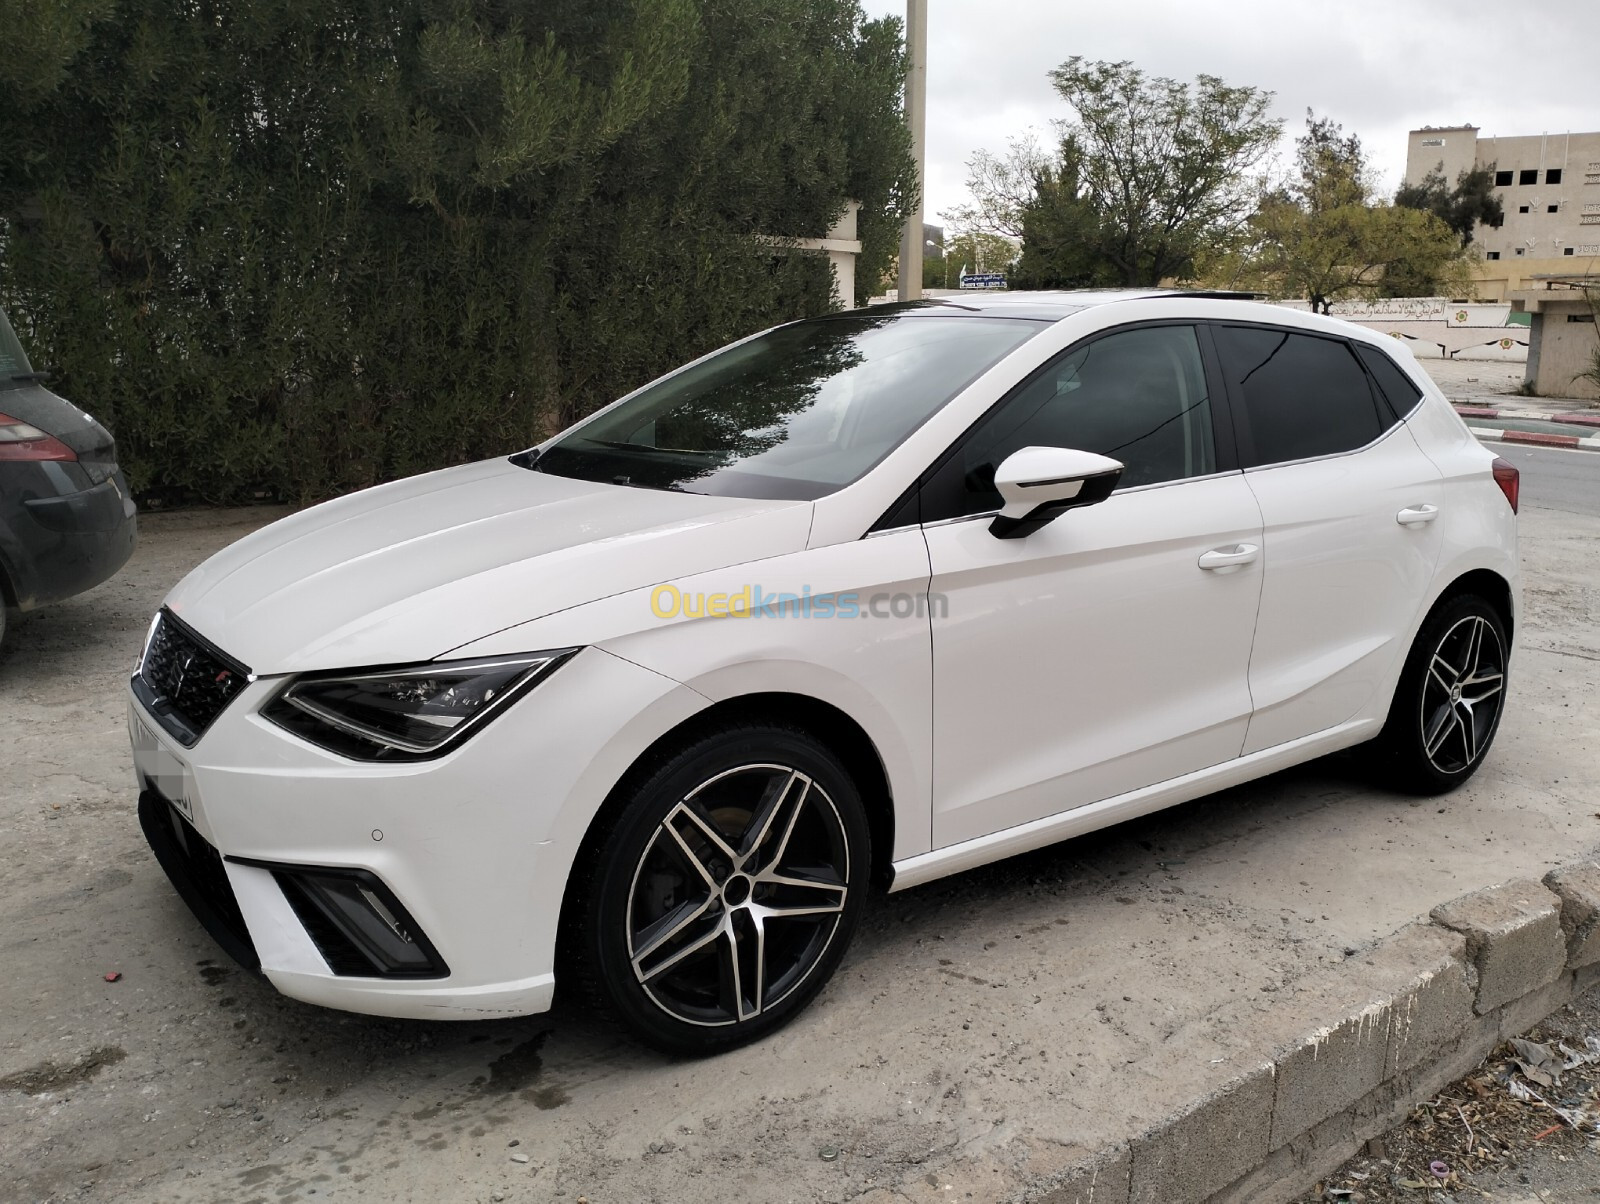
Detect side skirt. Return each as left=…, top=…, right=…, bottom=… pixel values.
left=888, top=718, right=1379, bottom=892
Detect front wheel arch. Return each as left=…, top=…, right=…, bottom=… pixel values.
left=555, top=693, right=894, bottom=991
left=560, top=720, right=871, bottom=1052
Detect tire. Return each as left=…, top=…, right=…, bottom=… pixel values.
left=1374, top=593, right=1509, bottom=795
left=569, top=723, right=870, bottom=1056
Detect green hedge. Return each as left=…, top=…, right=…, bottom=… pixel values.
left=0, top=0, right=915, bottom=503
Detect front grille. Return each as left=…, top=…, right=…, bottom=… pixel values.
left=138, top=789, right=260, bottom=972
left=134, top=610, right=250, bottom=746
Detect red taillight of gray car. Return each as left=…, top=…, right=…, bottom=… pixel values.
left=0, top=411, right=77, bottom=462
left=1491, top=457, right=1519, bottom=514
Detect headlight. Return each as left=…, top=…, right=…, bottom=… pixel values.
left=261, top=650, right=578, bottom=760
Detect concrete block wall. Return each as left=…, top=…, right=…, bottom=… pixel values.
left=1016, top=864, right=1600, bottom=1204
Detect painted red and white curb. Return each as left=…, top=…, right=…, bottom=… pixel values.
left=1451, top=404, right=1600, bottom=428
left=1467, top=425, right=1600, bottom=452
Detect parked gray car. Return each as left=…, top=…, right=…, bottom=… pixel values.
left=0, top=307, right=136, bottom=650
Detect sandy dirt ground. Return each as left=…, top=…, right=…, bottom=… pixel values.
left=2, top=487, right=1598, bottom=1203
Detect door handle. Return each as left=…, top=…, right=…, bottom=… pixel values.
left=1197, top=543, right=1259, bottom=572
left=1396, top=504, right=1439, bottom=526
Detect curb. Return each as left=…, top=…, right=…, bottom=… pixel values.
left=1027, top=867, right=1600, bottom=1204
left=875, top=861, right=1600, bottom=1204
left=1451, top=404, right=1600, bottom=428
left=1467, top=425, right=1600, bottom=452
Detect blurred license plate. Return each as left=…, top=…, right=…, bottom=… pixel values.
left=132, top=715, right=195, bottom=821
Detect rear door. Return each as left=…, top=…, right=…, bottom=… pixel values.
left=1210, top=323, right=1445, bottom=754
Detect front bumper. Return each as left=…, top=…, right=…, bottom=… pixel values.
left=128, top=644, right=706, bottom=1019
left=0, top=465, right=137, bottom=609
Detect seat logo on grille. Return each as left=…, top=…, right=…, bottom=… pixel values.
left=174, top=651, right=197, bottom=701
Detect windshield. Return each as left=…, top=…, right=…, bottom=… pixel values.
left=528, top=313, right=1043, bottom=500
left=0, top=308, right=34, bottom=382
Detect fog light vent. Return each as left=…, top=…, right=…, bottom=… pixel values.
left=228, top=858, right=449, bottom=979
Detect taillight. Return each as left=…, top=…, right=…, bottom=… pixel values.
left=1491, top=456, right=1519, bottom=514
left=0, top=411, right=76, bottom=462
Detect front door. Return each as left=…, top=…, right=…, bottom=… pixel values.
left=920, top=323, right=1265, bottom=849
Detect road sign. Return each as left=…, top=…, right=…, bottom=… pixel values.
left=959, top=273, right=1006, bottom=290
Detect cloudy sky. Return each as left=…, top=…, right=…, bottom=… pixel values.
left=858, top=0, right=1600, bottom=227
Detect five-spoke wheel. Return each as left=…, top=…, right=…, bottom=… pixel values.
left=1419, top=613, right=1506, bottom=775
left=571, top=725, right=868, bottom=1054
left=1377, top=593, right=1510, bottom=794
left=628, top=765, right=851, bottom=1026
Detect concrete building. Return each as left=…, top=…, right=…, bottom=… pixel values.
left=1404, top=126, right=1600, bottom=301
left=1510, top=277, right=1600, bottom=401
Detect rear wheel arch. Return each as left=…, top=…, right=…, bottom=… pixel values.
left=1375, top=589, right=1509, bottom=793
left=1431, top=568, right=1514, bottom=644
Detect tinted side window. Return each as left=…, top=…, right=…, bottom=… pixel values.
left=1354, top=343, right=1424, bottom=420
left=940, top=324, right=1216, bottom=517
left=1213, top=327, right=1383, bottom=467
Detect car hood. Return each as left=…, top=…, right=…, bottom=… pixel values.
left=166, top=457, right=813, bottom=673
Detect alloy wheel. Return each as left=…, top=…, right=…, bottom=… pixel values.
left=1419, top=613, right=1506, bottom=775
left=625, top=763, right=850, bottom=1027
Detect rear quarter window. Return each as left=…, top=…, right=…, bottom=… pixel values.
left=1354, top=342, right=1425, bottom=420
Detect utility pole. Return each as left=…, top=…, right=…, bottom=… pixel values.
left=897, top=0, right=927, bottom=302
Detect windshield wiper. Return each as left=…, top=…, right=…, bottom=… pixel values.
left=10, top=371, right=52, bottom=383
left=584, top=438, right=721, bottom=459
left=610, top=476, right=702, bottom=494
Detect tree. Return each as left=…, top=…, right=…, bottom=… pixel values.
left=0, top=0, right=917, bottom=503
left=1248, top=196, right=1467, bottom=310
left=1295, top=110, right=1368, bottom=214
left=944, top=231, right=1020, bottom=277
left=1238, top=112, right=1467, bottom=310
left=1010, top=137, right=1118, bottom=289
left=1396, top=163, right=1504, bottom=246
left=943, top=133, right=1053, bottom=240
left=1039, top=58, right=1281, bottom=286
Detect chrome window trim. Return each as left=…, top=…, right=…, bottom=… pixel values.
left=1240, top=413, right=1410, bottom=474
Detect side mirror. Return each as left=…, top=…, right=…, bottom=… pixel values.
left=988, top=446, right=1124, bottom=539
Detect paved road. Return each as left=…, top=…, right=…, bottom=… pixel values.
left=1499, top=443, right=1600, bottom=518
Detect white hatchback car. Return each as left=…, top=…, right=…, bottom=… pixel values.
left=129, top=292, right=1519, bottom=1053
